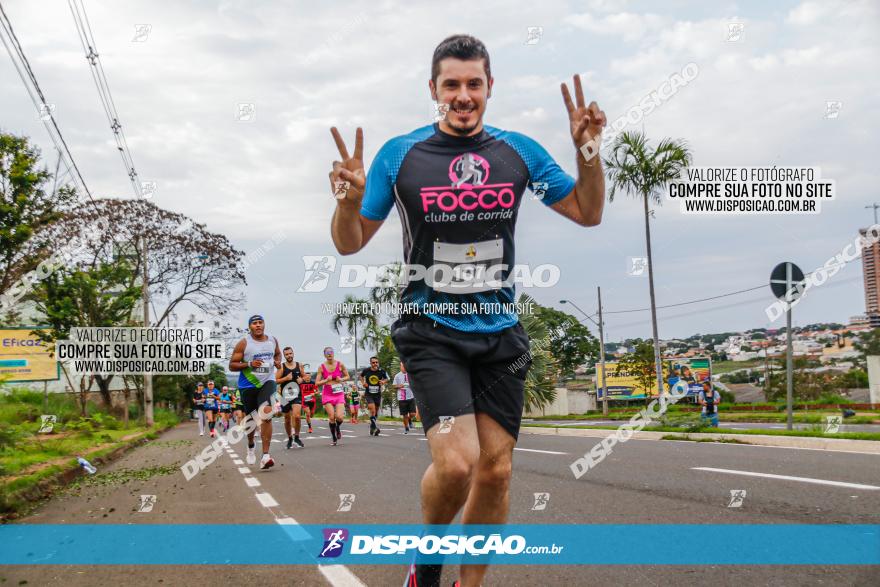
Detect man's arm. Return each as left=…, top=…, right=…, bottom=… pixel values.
left=275, top=366, right=291, bottom=384
left=273, top=338, right=282, bottom=369
left=550, top=159, right=605, bottom=227
left=552, top=73, right=607, bottom=227
left=332, top=206, right=384, bottom=256
left=228, top=339, right=248, bottom=372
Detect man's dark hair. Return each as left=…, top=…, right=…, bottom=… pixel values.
left=370, top=356, right=379, bottom=362
left=431, top=34, right=491, bottom=83
left=283, top=346, right=293, bottom=352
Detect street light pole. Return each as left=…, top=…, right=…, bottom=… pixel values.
left=560, top=297, right=608, bottom=416
left=141, top=235, right=154, bottom=427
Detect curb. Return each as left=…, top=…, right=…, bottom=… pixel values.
left=521, top=426, right=880, bottom=455
left=0, top=421, right=179, bottom=522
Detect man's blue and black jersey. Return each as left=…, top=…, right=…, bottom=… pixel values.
left=361, top=122, right=575, bottom=333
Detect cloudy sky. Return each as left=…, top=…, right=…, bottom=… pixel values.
left=2, top=0, right=878, bottom=368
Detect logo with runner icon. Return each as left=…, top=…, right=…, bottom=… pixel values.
left=449, top=153, right=491, bottom=188
left=319, top=528, right=349, bottom=558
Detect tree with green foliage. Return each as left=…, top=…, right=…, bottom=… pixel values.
left=0, top=132, right=76, bottom=297
left=854, top=328, right=880, bottom=357
left=534, top=304, right=598, bottom=376
left=614, top=340, right=659, bottom=405
left=330, top=294, right=374, bottom=373
left=33, top=258, right=140, bottom=414
left=765, top=358, right=834, bottom=402
left=518, top=295, right=559, bottom=410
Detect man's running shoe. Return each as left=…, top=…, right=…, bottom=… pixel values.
left=260, top=453, right=274, bottom=470
left=294, top=436, right=304, bottom=448
left=210, top=429, right=216, bottom=438
left=403, top=561, right=443, bottom=587
left=375, top=427, right=381, bottom=436
left=199, top=431, right=204, bottom=436
left=337, top=427, right=343, bottom=439
left=246, top=448, right=256, bottom=465
left=404, top=428, right=409, bottom=435
left=308, top=425, right=313, bottom=433
left=286, top=436, right=293, bottom=449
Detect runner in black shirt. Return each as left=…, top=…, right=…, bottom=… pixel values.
left=328, top=35, right=606, bottom=587
left=275, top=346, right=305, bottom=449
left=360, top=357, right=389, bottom=436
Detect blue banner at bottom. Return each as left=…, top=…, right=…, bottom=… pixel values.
left=1, top=524, right=878, bottom=565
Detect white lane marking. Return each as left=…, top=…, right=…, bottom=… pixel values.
left=692, top=467, right=880, bottom=490
left=319, top=565, right=368, bottom=587
left=232, top=459, right=244, bottom=465
left=255, top=493, right=279, bottom=507
left=237, top=437, right=365, bottom=586
left=238, top=467, right=250, bottom=474
left=244, top=477, right=261, bottom=487
left=514, top=447, right=568, bottom=455
left=674, top=440, right=880, bottom=457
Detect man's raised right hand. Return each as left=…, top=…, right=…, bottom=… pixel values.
left=329, top=127, right=365, bottom=206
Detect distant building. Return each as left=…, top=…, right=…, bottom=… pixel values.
left=859, top=227, right=880, bottom=327
left=850, top=314, right=869, bottom=327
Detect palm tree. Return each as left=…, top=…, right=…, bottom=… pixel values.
left=518, top=293, right=559, bottom=410
left=604, top=131, right=692, bottom=396
left=330, top=293, right=375, bottom=372
left=360, top=320, right=390, bottom=356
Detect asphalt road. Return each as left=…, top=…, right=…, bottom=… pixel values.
left=4, top=417, right=879, bottom=586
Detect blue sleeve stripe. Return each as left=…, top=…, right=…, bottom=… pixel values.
left=360, top=125, right=436, bottom=221
left=485, top=126, right=576, bottom=206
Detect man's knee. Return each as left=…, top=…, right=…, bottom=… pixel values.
left=476, top=455, right=513, bottom=489
left=433, top=446, right=479, bottom=486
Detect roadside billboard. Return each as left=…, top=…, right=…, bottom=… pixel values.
left=597, top=356, right=711, bottom=400
left=0, top=328, right=59, bottom=382
left=665, top=357, right=712, bottom=399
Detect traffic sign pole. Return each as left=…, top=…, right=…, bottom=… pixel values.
left=770, top=261, right=803, bottom=432
left=786, top=264, right=794, bottom=431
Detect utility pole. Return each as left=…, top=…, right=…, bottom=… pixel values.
left=560, top=297, right=608, bottom=415
left=141, top=235, right=154, bottom=426
left=867, top=203, right=880, bottom=225
left=597, top=287, right=609, bottom=417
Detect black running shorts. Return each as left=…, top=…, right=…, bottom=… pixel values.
left=281, top=395, right=302, bottom=413
left=241, top=380, right=276, bottom=416
left=398, top=398, right=417, bottom=416
left=390, top=317, right=532, bottom=439
left=364, top=392, right=382, bottom=407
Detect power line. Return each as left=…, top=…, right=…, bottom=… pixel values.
left=600, top=284, right=767, bottom=315
left=0, top=1, right=95, bottom=204
left=68, top=0, right=142, bottom=198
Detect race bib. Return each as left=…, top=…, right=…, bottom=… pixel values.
left=282, top=383, right=300, bottom=400
left=431, top=239, right=504, bottom=294
left=331, top=383, right=344, bottom=394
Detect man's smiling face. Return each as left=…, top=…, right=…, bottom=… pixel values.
left=430, top=57, right=492, bottom=136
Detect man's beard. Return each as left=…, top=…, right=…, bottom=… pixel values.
left=446, top=103, right=480, bottom=135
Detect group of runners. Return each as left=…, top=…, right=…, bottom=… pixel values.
left=192, top=317, right=421, bottom=466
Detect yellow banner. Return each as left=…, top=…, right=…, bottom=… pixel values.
left=0, top=328, right=58, bottom=382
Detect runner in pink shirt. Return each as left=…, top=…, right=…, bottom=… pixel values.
left=315, top=346, right=350, bottom=446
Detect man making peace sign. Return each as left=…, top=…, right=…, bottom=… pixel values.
left=327, top=34, right=605, bottom=587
